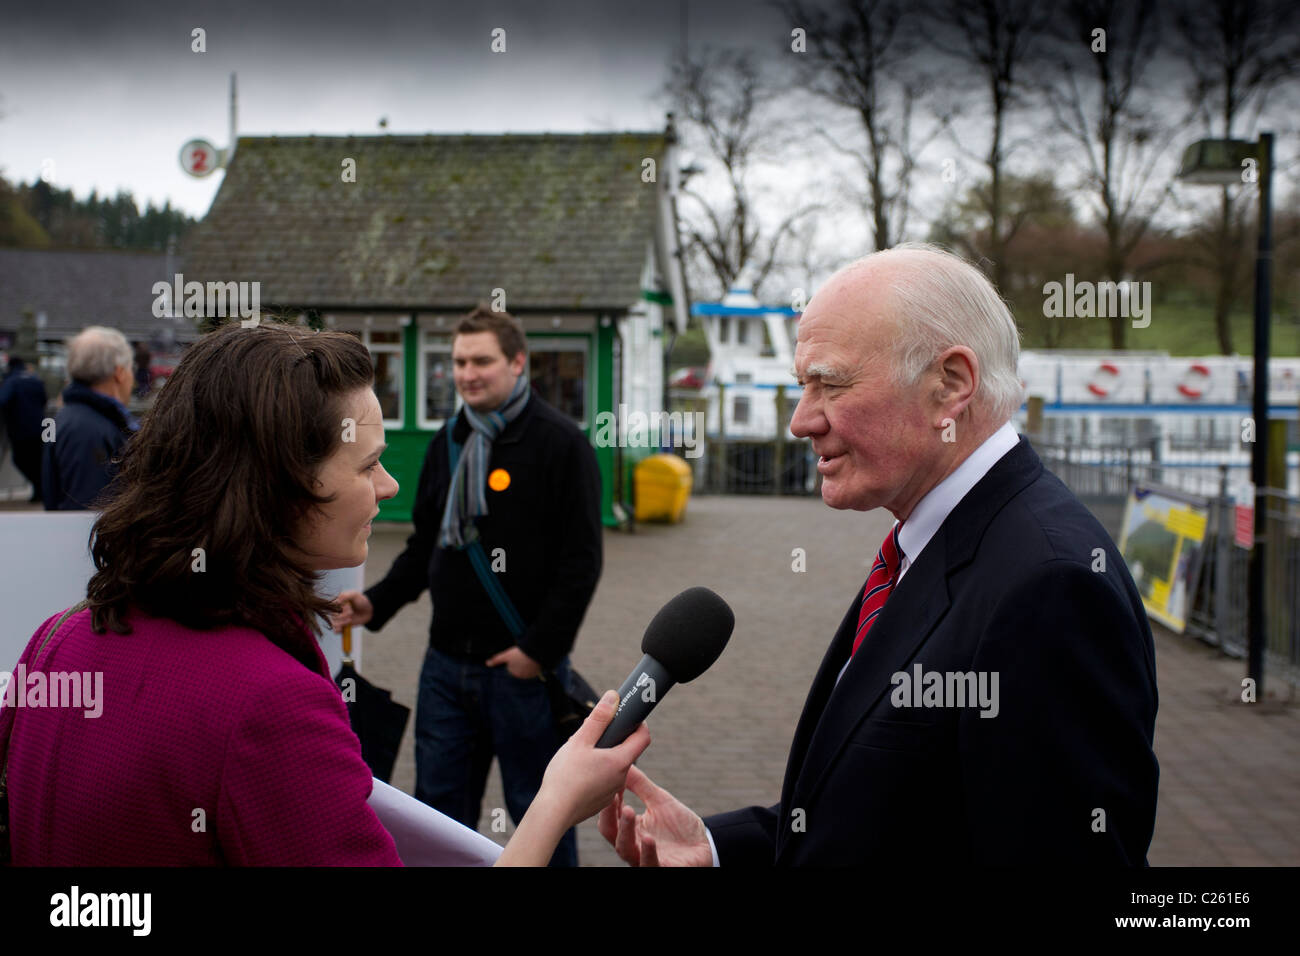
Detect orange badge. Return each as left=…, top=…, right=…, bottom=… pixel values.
left=488, top=468, right=511, bottom=492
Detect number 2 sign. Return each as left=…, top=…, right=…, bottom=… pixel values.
left=180, top=139, right=221, bottom=178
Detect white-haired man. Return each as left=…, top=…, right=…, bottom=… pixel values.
left=600, top=243, right=1159, bottom=865
left=43, top=326, right=140, bottom=510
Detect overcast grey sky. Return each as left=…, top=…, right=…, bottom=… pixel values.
left=4, top=0, right=1295, bottom=299
left=1, top=0, right=784, bottom=218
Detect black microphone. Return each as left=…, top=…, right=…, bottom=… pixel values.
left=595, top=586, right=734, bottom=748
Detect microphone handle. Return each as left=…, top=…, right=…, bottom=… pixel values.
left=594, top=654, right=677, bottom=748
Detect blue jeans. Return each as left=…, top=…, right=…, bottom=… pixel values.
left=415, top=646, right=578, bottom=867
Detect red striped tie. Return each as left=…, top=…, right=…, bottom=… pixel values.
left=852, top=523, right=903, bottom=657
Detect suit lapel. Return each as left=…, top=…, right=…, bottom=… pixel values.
left=785, top=531, right=953, bottom=819
left=776, top=594, right=860, bottom=815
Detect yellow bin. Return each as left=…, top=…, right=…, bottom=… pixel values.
left=634, top=453, right=692, bottom=523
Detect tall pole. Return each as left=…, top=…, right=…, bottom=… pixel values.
left=228, top=73, right=238, bottom=165
left=1247, top=132, right=1273, bottom=698
left=680, top=0, right=688, bottom=60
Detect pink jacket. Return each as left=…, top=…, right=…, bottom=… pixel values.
left=0, top=604, right=402, bottom=866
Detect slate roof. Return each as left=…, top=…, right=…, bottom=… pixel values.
left=183, top=132, right=670, bottom=312
left=0, top=248, right=196, bottom=342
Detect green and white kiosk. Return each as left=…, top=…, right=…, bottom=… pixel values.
left=184, top=127, right=690, bottom=526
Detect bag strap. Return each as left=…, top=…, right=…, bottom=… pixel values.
left=1, top=598, right=90, bottom=865
left=31, top=599, right=90, bottom=669
left=448, top=432, right=526, bottom=640
left=447, top=431, right=566, bottom=691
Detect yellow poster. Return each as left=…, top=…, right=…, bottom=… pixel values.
left=1118, top=488, right=1209, bottom=633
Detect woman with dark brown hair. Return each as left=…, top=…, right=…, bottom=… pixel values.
left=0, top=320, right=646, bottom=866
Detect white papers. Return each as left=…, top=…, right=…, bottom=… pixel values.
left=367, top=778, right=503, bottom=866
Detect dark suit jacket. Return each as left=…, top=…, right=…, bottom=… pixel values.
left=705, top=437, right=1159, bottom=865
left=41, top=382, right=134, bottom=511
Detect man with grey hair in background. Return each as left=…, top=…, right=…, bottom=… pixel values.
left=600, top=243, right=1159, bottom=866
left=42, top=326, right=140, bottom=511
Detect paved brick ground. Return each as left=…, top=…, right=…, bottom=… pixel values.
left=357, top=494, right=1300, bottom=867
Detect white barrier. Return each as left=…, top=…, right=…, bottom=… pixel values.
left=0, top=511, right=363, bottom=675
left=1021, top=352, right=1300, bottom=408
left=1148, top=356, right=1242, bottom=404
left=1060, top=355, right=1151, bottom=403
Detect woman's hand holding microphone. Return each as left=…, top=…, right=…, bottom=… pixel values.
left=496, top=690, right=650, bottom=866
left=329, top=591, right=651, bottom=865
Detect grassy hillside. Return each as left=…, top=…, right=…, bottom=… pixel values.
left=1013, top=303, right=1300, bottom=356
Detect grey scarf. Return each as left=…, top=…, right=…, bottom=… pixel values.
left=439, top=373, right=531, bottom=548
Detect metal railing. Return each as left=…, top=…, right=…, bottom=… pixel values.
left=693, top=438, right=820, bottom=495
left=1031, top=435, right=1299, bottom=687
left=1188, top=489, right=1300, bottom=683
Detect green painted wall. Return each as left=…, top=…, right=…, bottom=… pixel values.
left=594, top=317, right=617, bottom=526
left=373, top=320, right=429, bottom=524
left=374, top=319, right=629, bottom=527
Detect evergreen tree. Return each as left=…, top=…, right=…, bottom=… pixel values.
left=2, top=175, right=195, bottom=251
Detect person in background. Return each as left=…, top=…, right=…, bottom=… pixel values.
left=42, top=326, right=139, bottom=511
left=0, top=357, right=49, bottom=503
left=132, top=340, right=153, bottom=397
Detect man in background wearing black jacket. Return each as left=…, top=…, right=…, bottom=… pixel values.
left=0, top=357, right=48, bottom=502
left=333, top=308, right=602, bottom=866
left=42, top=326, right=139, bottom=511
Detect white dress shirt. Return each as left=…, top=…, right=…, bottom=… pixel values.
left=705, top=422, right=1020, bottom=866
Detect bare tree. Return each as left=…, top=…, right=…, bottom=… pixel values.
left=779, top=0, right=949, bottom=251
left=1171, top=0, right=1300, bottom=354
left=760, top=216, right=846, bottom=309
left=665, top=48, right=822, bottom=300
left=1039, top=0, right=1183, bottom=348
left=930, top=0, right=1053, bottom=293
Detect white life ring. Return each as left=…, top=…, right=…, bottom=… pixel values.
left=1087, top=362, right=1121, bottom=398
left=1177, top=362, right=1211, bottom=399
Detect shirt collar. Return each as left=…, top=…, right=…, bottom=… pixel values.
left=895, top=421, right=1019, bottom=576
left=65, top=381, right=140, bottom=432
left=105, top=393, right=141, bottom=432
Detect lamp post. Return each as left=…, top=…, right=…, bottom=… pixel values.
left=1176, top=133, right=1273, bottom=698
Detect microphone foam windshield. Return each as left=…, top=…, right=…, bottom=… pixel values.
left=641, top=586, right=734, bottom=683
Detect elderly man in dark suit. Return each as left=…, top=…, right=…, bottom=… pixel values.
left=599, top=243, right=1159, bottom=866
